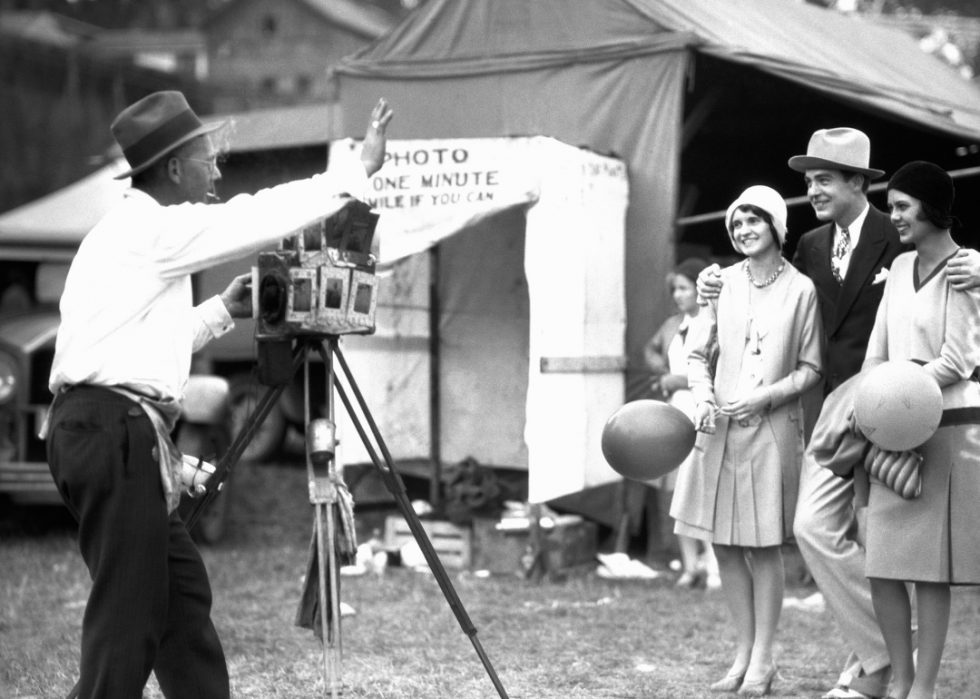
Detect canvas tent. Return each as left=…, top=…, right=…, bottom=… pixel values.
left=328, top=137, right=629, bottom=504
left=333, top=0, right=980, bottom=398
left=329, top=0, right=980, bottom=527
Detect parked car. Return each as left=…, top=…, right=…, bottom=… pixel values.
left=0, top=262, right=234, bottom=543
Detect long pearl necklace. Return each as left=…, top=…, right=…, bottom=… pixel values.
left=744, top=259, right=785, bottom=288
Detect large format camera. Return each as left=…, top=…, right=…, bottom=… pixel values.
left=252, top=199, right=380, bottom=385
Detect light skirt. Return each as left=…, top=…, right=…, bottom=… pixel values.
left=674, top=419, right=786, bottom=548
left=866, top=422, right=980, bottom=584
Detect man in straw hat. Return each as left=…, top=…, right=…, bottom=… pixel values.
left=44, top=90, right=393, bottom=698
left=698, top=127, right=979, bottom=698
left=786, top=128, right=904, bottom=699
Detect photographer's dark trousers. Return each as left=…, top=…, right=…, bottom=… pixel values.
left=47, top=385, right=229, bottom=699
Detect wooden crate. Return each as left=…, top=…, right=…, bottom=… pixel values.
left=471, top=517, right=598, bottom=574
left=383, top=516, right=472, bottom=570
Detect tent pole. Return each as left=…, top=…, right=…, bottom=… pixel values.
left=429, top=246, right=442, bottom=511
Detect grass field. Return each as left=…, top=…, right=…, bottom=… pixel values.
left=3, top=462, right=979, bottom=699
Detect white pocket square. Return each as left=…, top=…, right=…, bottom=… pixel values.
left=872, top=268, right=889, bottom=285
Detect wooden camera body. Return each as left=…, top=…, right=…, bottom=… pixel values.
left=253, top=199, right=380, bottom=341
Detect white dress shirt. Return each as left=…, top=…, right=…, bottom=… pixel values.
left=50, top=162, right=368, bottom=400
left=834, top=203, right=869, bottom=281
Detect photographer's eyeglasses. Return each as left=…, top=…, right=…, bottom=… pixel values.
left=178, top=156, right=220, bottom=175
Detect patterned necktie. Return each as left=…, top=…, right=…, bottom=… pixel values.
left=833, top=226, right=850, bottom=283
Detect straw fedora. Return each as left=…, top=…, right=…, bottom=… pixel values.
left=788, top=127, right=885, bottom=180
left=111, top=91, right=225, bottom=180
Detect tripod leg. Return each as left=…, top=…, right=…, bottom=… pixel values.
left=186, top=378, right=289, bottom=530
left=185, top=344, right=306, bottom=531
left=320, top=341, right=511, bottom=699
left=303, top=343, right=343, bottom=699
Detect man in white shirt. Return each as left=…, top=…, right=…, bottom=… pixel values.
left=45, top=90, right=392, bottom=699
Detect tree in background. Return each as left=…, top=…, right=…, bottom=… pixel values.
left=807, top=0, right=980, bottom=79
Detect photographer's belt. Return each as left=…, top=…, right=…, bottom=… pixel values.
left=41, top=383, right=186, bottom=514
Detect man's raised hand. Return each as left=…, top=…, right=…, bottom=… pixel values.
left=361, top=98, right=394, bottom=177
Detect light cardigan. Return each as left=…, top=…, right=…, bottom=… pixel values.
left=50, top=161, right=368, bottom=401
left=863, top=250, right=980, bottom=407
left=671, top=261, right=824, bottom=539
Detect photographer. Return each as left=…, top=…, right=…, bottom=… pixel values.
left=44, top=91, right=392, bottom=699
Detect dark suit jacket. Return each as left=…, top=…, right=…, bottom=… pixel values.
left=792, top=205, right=907, bottom=393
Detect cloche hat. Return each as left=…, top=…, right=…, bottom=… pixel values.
left=788, top=127, right=885, bottom=180
left=725, top=185, right=788, bottom=248
left=111, top=91, right=224, bottom=180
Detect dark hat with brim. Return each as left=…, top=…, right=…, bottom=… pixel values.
left=788, top=127, right=885, bottom=180
left=111, top=91, right=225, bottom=180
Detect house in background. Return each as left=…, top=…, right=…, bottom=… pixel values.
left=89, top=28, right=209, bottom=82
left=203, top=0, right=396, bottom=111
left=0, top=10, right=206, bottom=213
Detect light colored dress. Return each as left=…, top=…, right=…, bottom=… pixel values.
left=862, top=250, right=980, bottom=584
left=651, top=314, right=697, bottom=490
left=671, top=262, right=823, bottom=547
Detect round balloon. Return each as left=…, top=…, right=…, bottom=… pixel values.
left=854, top=361, right=943, bottom=452
left=601, top=400, right=696, bottom=481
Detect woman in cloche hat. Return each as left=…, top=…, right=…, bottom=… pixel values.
left=670, top=185, right=824, bottom=696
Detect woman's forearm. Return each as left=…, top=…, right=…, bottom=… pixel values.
left=765, top=364, right=821, bottom=410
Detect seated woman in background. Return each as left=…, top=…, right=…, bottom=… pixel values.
left=643, top=257, right=720, bottom=590
left=671, top=186, right=823, bottom=696
left=860, top=161, right=980, bottom=699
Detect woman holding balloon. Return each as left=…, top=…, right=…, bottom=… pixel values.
left=670, top=185, right=823, bottom=696
left=859, top=161, right=980, bottom=699
left=643, top=257, right=720, bottom=590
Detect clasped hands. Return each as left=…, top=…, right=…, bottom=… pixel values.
left=693, top=387, right=771, bottom=434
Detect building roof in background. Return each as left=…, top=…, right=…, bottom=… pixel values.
left=0, top=10, right=101, bottom=47
left=204, top=0, right=396, bottom=39
left=89, top=29, right=206, bottom=57
left=218, top=102, right=338, bottom=151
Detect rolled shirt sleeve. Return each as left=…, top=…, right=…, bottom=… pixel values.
left=190, top=295, right=235, bottom=353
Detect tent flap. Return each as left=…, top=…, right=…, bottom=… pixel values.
left=327, top=137, right=629, bottom=504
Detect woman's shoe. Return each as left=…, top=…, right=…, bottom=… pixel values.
left=675, top=571, right=700, bottom=589
left=737, top=665, right=777, bottom=697
left=710, top=670, right=746, bottom=693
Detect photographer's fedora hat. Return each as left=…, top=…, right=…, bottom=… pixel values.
left=788, top=127, right=885, bottom=180
left=111, top=91, right=224, bottom=180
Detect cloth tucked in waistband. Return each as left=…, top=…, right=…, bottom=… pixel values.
left=41, top=384, right=186, bottom=513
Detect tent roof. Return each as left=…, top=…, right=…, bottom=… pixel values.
left=0, top=159, right=131, bottom=257
left=337, top=0, right=980, bottom=141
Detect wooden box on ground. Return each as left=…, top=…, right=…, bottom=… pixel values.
left=470, top=517, right=598, bottom=574
left=383, top=516, right=472, bottom=570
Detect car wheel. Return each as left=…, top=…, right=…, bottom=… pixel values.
left=228, top=374, right=287, bottom=463
left=177, top=423, right=232, bottom=545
